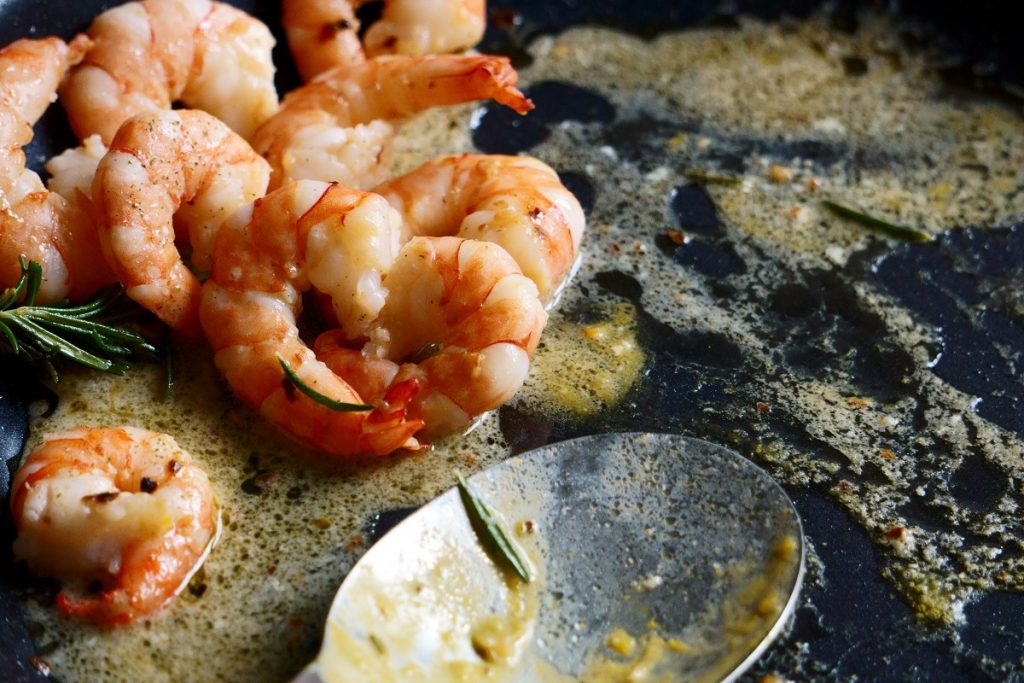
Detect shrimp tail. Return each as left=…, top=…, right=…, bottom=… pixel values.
left=476, top=57, right=534, bottom=115
left=362, top=378, right=425, bottom=454
left=56, top=590, right=133, bottom=627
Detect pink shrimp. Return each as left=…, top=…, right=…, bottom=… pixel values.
left=315, top=235, right=548, bottom=439
left=251, top=53, right=533, bottom=191
left=200, top=180, right=422, bottom=457
left=10, top=427, right=218, bottom=626
left=0, top=36, right=117, bottom=302
left=59, top=0, right=278, bottom=144
left=91, top=109, right=270, bottom=335
left=283, top=0, right=486, bottom=81
left=374, top=154, right=586, bottom=302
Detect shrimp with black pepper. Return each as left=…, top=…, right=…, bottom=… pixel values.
left=10, top=427, right=219, bottom=626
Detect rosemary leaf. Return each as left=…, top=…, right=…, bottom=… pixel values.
left=277, top=357, right=373, bottom=412
left=408, top=342, right=443, bottom=364
left=822, top=200, right=933, bottom=243
left=0, top=320, right=18, bottom=353
left=455, top=470, right=531, bottom=583
left=5, top=315, right=114, bottom=371
left=23, top=260, right=42, bottom=306
left=0, top=261, right=158, bottom=380
left=686, top=169, right=742, bottom=186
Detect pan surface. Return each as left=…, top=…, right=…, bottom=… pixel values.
left=1, top=0, right=1023, bottom=681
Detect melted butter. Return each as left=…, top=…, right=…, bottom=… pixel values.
left=20, top=347, right=516, bottom=682
left=577, top=535, right=801, bottom=683
left=520, top=302, right=645, bottom=417
left=316, top=498, right=542, bottom=682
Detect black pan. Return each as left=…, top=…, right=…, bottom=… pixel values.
left=2, top=1, right=1023, bottom=681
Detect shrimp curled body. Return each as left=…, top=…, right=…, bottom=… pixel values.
left=315, top=235, right=549, bottom=439
left=10, top=427, right=218, bottom=626
left=376, top=154, right=586, bottom=302
left=201, top=180, right=421, bottom=457
left=92, top=109, right=271, bottom=335
left=200, top=180, right=547, bottom=455
left=283, top=0, right=486, bottom=81
left=252, top=54, right=533, bottom=191
left=0, top=36, right=116, bottom=302
left=60, top=0, right=278, bottom=144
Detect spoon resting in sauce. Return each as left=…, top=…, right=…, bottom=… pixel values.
left=293, top=432, right=805, bottom=682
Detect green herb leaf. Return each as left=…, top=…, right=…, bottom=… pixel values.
left=277, top=357, right=373, bottom=412
left=686, top=169, right=742, bottom=186
left=0, top=260, right=160, bottom=381
left=455, top=470, right=531, bottom=583
left=408, top=342, right=443, bottom=364
left=821, top=200, right=933, bottom=243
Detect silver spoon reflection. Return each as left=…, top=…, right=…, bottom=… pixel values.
left=294, top=432, right=804, bottom=682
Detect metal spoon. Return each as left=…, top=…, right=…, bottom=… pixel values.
left=294, top=432, right=805, bottom=682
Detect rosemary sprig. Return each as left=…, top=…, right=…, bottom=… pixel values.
left=455, top=470, right=531, bottom=583
left=277, top=357, right=373, bottom=412
left=822, top=200, right=933, bottom=243
left=0, top=260, right=159, bottom=381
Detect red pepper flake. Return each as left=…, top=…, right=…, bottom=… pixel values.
left=755, top=401, right=772, bottom=415
left=666, top=229, right=685, bottom=245
left=343, top=533, right=366, bottom=553
left=885, top=526, right=905, bottom=541
left=609, top=243, right=622, bottom=253
left=879, top=448, right=896, bottom=460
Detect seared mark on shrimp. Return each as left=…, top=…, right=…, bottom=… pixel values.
left=0, top=36, right=117, bottom=302
left=316, top=235, right=548, bottom=439
left=60, top=0, right=278, bottom=144
left=92, top=109, right=270, bottom=335
left=283, top=0, right=486, bottom=80
left=374, top=154, right=586, bottom=302
left=200, top=180, right=422, bottom=457
left=252, top=54, right=533, bottom=191
left=10, top=427, right=218, bottom=626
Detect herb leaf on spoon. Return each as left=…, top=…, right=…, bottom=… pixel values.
left=456, top=470, right=532, bottom=583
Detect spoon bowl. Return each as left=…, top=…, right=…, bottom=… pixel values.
left=297, top=432, right=804, bottom=682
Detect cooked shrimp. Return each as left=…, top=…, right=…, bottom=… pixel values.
left=91, top=109, right=270, bottom=335
left=10, top=427, right=218, bottom=626
left=252, top=54, right=533, bottom=191
left=200, top=180, right=423, bottom=457
left=0, top=36, right=117, bottom=302
left=282, top=0, right=365, bottom=81
left=374, top=154, right=586, bottom=302
left=60, top=0, right=278, bottom=144
left=315, top=235, right=548, bottom=439
left=363, top=0, right=486, bottom=60
left=283, top=0, right=486, bottom=81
